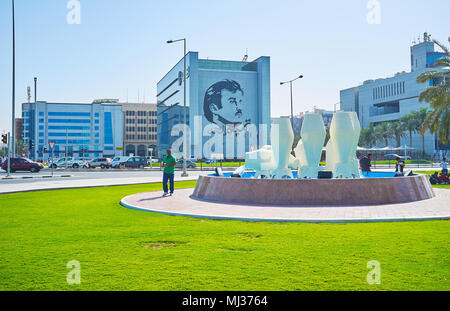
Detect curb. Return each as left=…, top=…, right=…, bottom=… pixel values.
left=1, top=175, right=73, bottom=180
left=0, top=178, right=199, bottom=195
left=120, top=195, right=450, bottom=224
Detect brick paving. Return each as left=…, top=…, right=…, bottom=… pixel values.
left=121, top=188, right=450, bottom=223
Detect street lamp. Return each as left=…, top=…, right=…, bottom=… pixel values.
left=11, top=0, right=16, bottom=158
left=167, top=38, right=188, bottom=177
left=280, top=75, right=303, bottom=138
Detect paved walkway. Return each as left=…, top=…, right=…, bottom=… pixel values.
left=120, top=188, right=450, bottom=223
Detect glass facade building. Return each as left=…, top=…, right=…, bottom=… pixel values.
left=22, top=101, right=123, bottom=161
left=340, top=35, right=449, bottom=155
left=157, top=52, right=271, bottom=159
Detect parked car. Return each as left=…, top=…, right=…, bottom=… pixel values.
left=175, top=160, right=197, bottom=169
left=1, top=157, right=44, bottom=173
left=145, top=156, right=159, bottom=163
left=88, top=158, right=112, bottom=169
left=48, top=157, right=73, bottom=168
left=120, top=156, right=148, bottom=168
left=384, top=154, right=411, bottom=161
left=111, top=156, right=130, bottom=168
left=49, top=157, right=88, bottom=169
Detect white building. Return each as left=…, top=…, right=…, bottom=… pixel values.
left=340, top=33, right=448, bottom=155
left=121, top=102, right=158, bottom=157
left=22, top=100, right=124, bottom=161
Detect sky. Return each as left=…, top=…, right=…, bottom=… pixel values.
left=0, top=0, right=449, bottom=133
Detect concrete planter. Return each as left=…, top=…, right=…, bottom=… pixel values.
left=193, top=174, right=435, bottom=206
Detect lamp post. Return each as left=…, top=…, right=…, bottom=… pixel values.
left=280, top=75, right=303, bottom=138
left=11, top=0, right=16, bottom=158
left=167, top=38, right=188, bottom=177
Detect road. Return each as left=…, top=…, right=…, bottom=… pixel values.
left=0, top=165, right=440, bottom=194
left=0, top=168, right=212, bottom=194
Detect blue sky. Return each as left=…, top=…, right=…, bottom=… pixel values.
left=0, top=0, right=449, bottom=133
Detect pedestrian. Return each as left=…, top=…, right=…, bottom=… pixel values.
left=440, top=157, right=448, bottom=175
left=161, top=149, right=176, bottom=197
left=395, top=156, right=406, bottom=173
left=429, top=172, right=441, bottom=185
left=359, top=153, right=372, bottom=174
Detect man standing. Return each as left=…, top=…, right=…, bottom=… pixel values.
left=359, top=153, right=372, bottom=174
left=161, top=149, right=176, bottom=197
left=395, top=156, right=406, bottom=173
left=440, top=157, right=448, bottom=175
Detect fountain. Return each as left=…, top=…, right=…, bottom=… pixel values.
left=193, top=112, right=435, bottom=206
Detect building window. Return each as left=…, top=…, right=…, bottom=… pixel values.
left=48, top=112, right=91, bottom=117
left=104, top=112, right=113, bottom=145
left=48, top=119, right=90, bottom=124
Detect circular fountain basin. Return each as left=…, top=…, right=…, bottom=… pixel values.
left=192, top=173, right=435, bottom=206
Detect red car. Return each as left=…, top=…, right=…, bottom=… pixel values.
left=1, top=158, right=44, bottom=173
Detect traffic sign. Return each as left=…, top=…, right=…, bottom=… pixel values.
left=48, top=141, right=56, bottom=151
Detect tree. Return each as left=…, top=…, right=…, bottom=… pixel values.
left=416, top=38, right=450, bottom=145
left=15, top=140, right=27, bottom=156
left=359, top=123, right=377, bottom=147
left=410, top=108, right=430, bottom=156
left=389, top=121, right=406, bottom=147
left=374, top=122, right=394, bottom=147
left=401, top=113, right=419, bottom=147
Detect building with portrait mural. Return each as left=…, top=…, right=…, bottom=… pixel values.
left=157, top=52, right=271, bottom=159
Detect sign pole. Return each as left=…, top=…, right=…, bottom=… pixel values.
left=7, top=132, right=11, bottom=177
left=49, top=141, right=56, bottom=177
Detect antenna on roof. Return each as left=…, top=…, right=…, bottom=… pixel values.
left=242, top=48, right=248, bottom=62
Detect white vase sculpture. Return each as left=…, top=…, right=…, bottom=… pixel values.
left=349, top=112, right=361, bottom=178
left=329, top=111, right=361, bottom=178
left=295, top=113, right=326, bottom=179
left=270, top=118, right=294, bottom=179
left=245, top=145, right=276, bottom=179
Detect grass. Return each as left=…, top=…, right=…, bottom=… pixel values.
left=0, top=182, right=448, bottom=291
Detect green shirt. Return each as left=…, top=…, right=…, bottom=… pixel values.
left=163, top=155, right=176, bottom=174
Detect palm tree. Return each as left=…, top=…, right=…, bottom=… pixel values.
left=359, top=123, right=376, bottom=147
left=410, top=108, right=430, bottom=156
left=389, top=121, right=406, bottom=147
left=401, top=113, right=419, bottom=147
left=416, top=38, right=450, bottom=145
left=15, top=140, right=27, bottom=156
left=374, top=122, right=394, bottom=147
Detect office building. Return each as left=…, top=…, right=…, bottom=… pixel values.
left=340, top=33, right=449, bottom=154
left=121, top=102, right=158, bottom=157
left=157, top=52, right=271, bottom=159
left=22, top=100, right=124, bottom=161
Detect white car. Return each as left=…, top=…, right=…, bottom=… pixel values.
left=67, top=159, right=89, bottom=169
left=111, top=156, right=130, bottom=168
left=49, top=157, right=88, bottom=169
left=49, top=157, right=73, bottom=168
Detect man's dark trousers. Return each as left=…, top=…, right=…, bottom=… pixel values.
left=163, top=172, right=174, bottom=194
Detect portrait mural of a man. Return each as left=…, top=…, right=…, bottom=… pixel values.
left=203, top=79, right=251, bottom=131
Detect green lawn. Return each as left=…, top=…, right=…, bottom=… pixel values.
left=0, top=182, right=448, bottom=291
